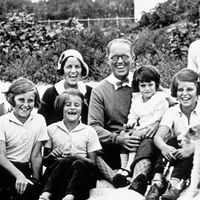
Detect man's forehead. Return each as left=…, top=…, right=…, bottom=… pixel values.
left=110, top=41, right=131, bottom=48
left=109, top=42, right=132, bottom=54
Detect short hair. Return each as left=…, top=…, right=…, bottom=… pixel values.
left=132, top=65, right=160, bottom=92
left=106, top=38, right=135, bottom=57
left=5, top=78, right=40, bottom=108
left=54, top=88, right=84, bottom=113
left=171, top=68, right=200, bottom=97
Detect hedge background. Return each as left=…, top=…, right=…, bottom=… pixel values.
left=0, top=0, right=200, bottom=88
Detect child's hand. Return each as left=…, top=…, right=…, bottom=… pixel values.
left=62, top=151, right=72, bottom=158
left=15, top=173, right=33, bottom=194
left=50, top=147, right=63, bottom=158
left=124, top=123, right=134, bottom=130
left=161, top=144, right=177, bottom=161
left=173, top=144, right=195, bottom=159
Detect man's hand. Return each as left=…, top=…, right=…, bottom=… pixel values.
left=116, top=130, right=141, bottom=151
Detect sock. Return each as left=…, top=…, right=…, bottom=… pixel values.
left=125, top=152, right=136, bottom=172
left=96, top=156, right=115, bottom=182
left=152, top=173, right=164, bottom=188
left=120, top=153, right=128, bottom=169
left=170, top=178, right=180, bottom=187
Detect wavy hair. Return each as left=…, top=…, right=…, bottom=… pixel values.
left=171, top=68, right=200, bottom=97
left=5, top=77, right=40, bottom=108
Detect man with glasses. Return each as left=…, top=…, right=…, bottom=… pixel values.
left=88, top=38, right=156, bottom=195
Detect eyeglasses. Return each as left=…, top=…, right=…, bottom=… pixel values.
left=111, top=55, right=129, bottom=63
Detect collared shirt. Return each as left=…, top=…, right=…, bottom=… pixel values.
left=160, top=101, right=200, bottom=139
left=128, top=91, right=169, bottom=129
left=0, top=112, right=49, bottom=162
left=54, top=79, right=87, bottom=95
left=106, top=72, right=133, bottom=90
left=45, top=121, right=102, bottom=158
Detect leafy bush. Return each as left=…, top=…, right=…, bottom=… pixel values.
left=0, top=12, right=118, bottom=84
left=131, top=20, right=200, bottom=87
left=139, top=0, right=200, bottom=30
left=1, top=0, right=200, bottom=89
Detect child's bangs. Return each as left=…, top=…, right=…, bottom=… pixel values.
left=137, top=72, right=156, bottom=83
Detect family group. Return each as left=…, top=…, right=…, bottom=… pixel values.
left=0, top=37, right=200, bottom=200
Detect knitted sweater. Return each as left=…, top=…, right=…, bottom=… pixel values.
left=88, top=79, right=134, bottom=144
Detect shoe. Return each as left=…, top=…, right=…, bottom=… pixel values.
left=39, top=196, right=50, bottom=200
left=112, top=173, right=131, bottom=188
left=145, top=184, right=165, bottom=200
left=129, top=174, right=148, bottom=195
left=38, top=192, right=51, bottom=200
left=161, top=186, right=179, bottom=200
left=145, top=177, right=168, bottom=200
left=161, top=180, right=187, bottom=200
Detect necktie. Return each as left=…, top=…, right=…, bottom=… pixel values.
left=116, top=78, right=129, bottom=89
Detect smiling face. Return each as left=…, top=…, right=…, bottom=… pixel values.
left=139, top=81, right=157, bottom=102
left=63, top=94, right=82, bottom=125
left=107, top=42, right=133, bottom=80
left=63, top=57, right=82, bottom=87
left=13, top=91, right=35, bottom=123
left=177, top=81, right=198, bottom=110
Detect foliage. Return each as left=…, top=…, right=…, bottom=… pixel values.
left=139, top=0, right=200, bottom=30
left=0, top=0, right=34, bottom=21
left=0, top=12, right=117, bottom=84
left=34, top=0, right=134, bottom=20
left=1, top=0, right=200, bottom=88
left=131, top=16, right=200, bottom=87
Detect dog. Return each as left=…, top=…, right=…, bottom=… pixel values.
left=178, top=124, right=200, bottom=200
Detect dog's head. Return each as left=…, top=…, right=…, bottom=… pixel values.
left=178, top=124, right=200, bottom=147
left=185, top=124, right=200, bottom=141
left=180, top=124, right=200, bottom=146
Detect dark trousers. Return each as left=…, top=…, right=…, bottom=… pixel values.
left=101, top=143, right=121, bottom=170
left=0, top=162, right=42, bottom=200
left=154, top=138, right=193, bottom=180
left=42, top=157, right=97, bottom=200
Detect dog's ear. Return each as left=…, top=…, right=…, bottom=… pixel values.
left=188, top=125, right=200, bottom=141
left=189, top=128, right=195, bottom=136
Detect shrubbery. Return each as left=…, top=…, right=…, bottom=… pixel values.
left=138, top=0, right=200, bottom=30
left=0, top=12, right=115, bottom=84
left=132, top=21, right=200, bottom=87
left=1, top=0, right=200, bottom=88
